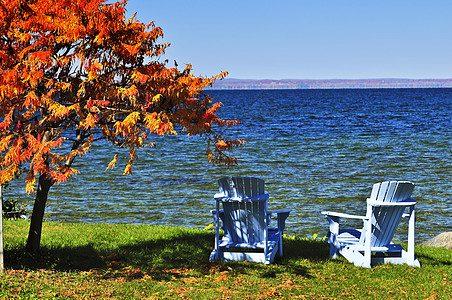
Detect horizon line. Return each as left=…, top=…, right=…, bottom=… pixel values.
left=219, top=77, right=452, bottom=81
left=209, top=78, right=452, bottom=89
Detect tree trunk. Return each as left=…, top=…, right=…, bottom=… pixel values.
left=0, top=185, right=4, bottom=272
left=25, top=174, right=53, bottom=253
left=25, top=129, right=86, bottom=253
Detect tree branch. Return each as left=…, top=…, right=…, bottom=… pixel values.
left=64, top=129, right=87, bottom=168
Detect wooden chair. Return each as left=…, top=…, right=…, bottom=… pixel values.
left=210, top=177, right=291, bottom=264
left=322, top=181, right=420, bottom=268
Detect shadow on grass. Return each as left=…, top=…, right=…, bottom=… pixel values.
left=5, top=244, right=106, bottom=271
left=414, top=245, right=452, bottom=266
left=5, top=231, right=330, bottom=280
left=282, top=237, right=330, bottom=262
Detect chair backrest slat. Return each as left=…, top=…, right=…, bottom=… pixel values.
left=377, top=181, right=389, bottom=201
left=384, top=181, right=398, bottom=202
left=218, top=177, right=268, bottom=245
left=392, top=181, right=415, bottom=202
left=365, top=181, right=415, bottom=247
left=218, top=177, right=232, bottom=197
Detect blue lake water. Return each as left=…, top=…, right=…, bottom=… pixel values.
left=7, top=88, right=452, bottom=243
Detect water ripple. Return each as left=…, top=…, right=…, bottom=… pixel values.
left=6, top=88, right=451, bottom=243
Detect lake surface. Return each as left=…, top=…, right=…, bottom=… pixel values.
left=7, top=88, right=452, bottom=243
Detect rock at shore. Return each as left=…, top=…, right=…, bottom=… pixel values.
left=420, top=232, right=452, bottom=249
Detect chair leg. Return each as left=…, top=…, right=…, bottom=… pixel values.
left=279, top=234, right=283, bottom=257
left=407, top=207, right=416, bottom=266
left=330, top=246, right=338, bottom=259
left=325, top=216, right=340, bottom=259
left=213, top=200, right=220, bottom=261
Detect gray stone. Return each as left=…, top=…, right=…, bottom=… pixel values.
left=420, top=232, right=452, bottom=249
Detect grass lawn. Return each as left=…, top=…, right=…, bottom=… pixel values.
left=0, top=219, right=451, bottom=299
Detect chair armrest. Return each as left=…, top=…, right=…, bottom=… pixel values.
left=210, top=209, right=224, bottom=215
left=214, top=193, right=228, bottom=200
left=322, top=211, right=367, bottom=238
left=244, top=194, right=270, bottom=201
left=269, top=209, right=292, bottom=215
left=366, top=198, right=416, bottom=207
left=268, top=209, right=291, bottom=231
left=222, top=194, right=270, bottom=202
left=321, top=211, right=368, bottom=220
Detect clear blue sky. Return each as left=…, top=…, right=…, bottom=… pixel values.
left=124, top=0, right=452, bottom=80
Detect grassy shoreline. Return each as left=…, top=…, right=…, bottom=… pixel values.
left=1, top=219, right=451, bottom=299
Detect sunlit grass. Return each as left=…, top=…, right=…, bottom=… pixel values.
left=1, top=219, right=451, bottom=299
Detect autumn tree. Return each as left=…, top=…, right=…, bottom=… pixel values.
left=0, top=0, right=243, bottom=253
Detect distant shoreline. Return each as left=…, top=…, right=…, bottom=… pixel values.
left=209, top=78, right=452, bottom=90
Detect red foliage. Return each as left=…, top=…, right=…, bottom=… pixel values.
left=0, top=0, right=242, bottom=193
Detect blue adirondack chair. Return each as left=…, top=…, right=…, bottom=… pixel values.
left=209, top=177, right=291, bottom=264
left=322, top=181, right=420, bottom=268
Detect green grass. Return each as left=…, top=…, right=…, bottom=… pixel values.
left=1, top=219, right=451, bottom=299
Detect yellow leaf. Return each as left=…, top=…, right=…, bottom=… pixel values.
left=106, top=153, right=119, bottom=171
left=152, top=94, right=162, bottom=102
left=123, top=163, right=132, bottom=175
left=123, top=112, right=140, bottom=126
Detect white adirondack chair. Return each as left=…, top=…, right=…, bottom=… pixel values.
left=210, top=177, right=291, bottom=264
left=322, top=181, right=420, bottom=268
